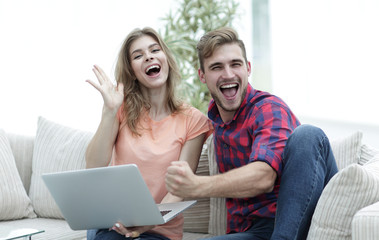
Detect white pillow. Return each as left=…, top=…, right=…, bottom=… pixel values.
left=0, top=129, right=36, bottom=220
left=359, top=144, right=379, bottom=166
left=352, top=201, right=379, bottom=240
left=330, top=131, right=362, bottom=170
left=307, top=157, right=379, bottom=239
left=28, top=117, right=93, bottom=218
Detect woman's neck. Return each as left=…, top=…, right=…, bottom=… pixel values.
left=141, top=86, right=170, bottom=121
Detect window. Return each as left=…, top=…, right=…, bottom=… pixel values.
left=252, top=0, right=379, bottom=147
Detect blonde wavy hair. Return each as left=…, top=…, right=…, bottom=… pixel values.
left=115, top=27, right=183, bottom=136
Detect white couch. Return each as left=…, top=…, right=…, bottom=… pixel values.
left=1, top=116, right=379, bottom=240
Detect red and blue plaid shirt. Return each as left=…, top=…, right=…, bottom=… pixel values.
left=208, top=83, right=300, bottom=233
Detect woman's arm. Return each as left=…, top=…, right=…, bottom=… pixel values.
left=85, top=109, right=120, bottom=168
left=161, top=133, right=206, bottom=203
left=85, top=65, right=124, bottom=168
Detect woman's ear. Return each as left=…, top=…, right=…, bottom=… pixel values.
left=198, top=69, right=206, bottom=83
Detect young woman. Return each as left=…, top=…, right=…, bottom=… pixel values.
left=85, top=27, right=212, bottom=240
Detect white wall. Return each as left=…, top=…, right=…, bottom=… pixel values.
left=0, top=0, right=172, bottom=135
left=269, top=0, right=379, bottom=148
left=0, top=0, right=252, bottom=136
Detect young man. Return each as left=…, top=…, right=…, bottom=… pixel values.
left=165, top=27, right=338, bottom=239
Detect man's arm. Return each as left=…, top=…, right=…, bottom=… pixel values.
left=166, top=160, right=277, bottom=199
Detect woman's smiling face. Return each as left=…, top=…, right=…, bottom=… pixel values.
left=129, top=35, right=169, bottom=90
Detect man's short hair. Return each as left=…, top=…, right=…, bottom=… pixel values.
left=197, top=27, right=248, bottom=72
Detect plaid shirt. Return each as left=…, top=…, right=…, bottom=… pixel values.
left=208, top=83, right=300, bottom=233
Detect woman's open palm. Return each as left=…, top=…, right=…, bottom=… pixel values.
left=86, top=65, right=124, bottom=112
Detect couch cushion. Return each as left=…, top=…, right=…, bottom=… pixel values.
left=206, top=136, right=227, bottom=236
left=182, top=143, right=210, bottom=233
left=352, top=200, right=379, bottom=240
left=0, top=129, right=36, bottom=220
left=307, top=157, right=379, bottom=239
left=182, top=232, right=214, bottom=240
left=0, top=218, right=86, bottom=240
left=28, top=117, right=93, bottom=218
left=330, top=131, right=362, bottom=170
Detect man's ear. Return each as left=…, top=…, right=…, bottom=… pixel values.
left=247, top=61, right=252, bottom=77
left=198, top=69, right=206, bottom=83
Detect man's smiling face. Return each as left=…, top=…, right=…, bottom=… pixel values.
left=199, top=43, right=251, bottom=122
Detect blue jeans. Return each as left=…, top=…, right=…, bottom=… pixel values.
left=202, top=218, right=275, bottom=240
left=271, top=124, right=338, bottom=240
left=203, top=125, right=338, bottom=240
left=87, top=229, right=170, bottom=240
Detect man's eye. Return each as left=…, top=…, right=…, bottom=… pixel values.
left=211, top=66, right=221, bottom=70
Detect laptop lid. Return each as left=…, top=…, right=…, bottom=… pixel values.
left=42, top=164, right=196, bottom=230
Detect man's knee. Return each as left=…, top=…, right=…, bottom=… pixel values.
left=293, top=124, right=325, bottom=138
left=284, top=124, right=331, bottom=160
left=289, top=124, right=327, bottom=145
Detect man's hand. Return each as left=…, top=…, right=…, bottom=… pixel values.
left=165, top=161, right=202, bottom=198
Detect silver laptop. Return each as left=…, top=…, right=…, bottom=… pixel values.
left=41, top=164, right=196, bottom=230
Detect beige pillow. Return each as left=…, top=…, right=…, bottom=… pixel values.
left=0, top=129, right=36, bottom=220
left=330, top=131, right=362, bottom=170
left=6, top=133, right=35, bottom=194
left=207, top=135, right=227, bottom=236
left=28, top=117, right=93, bottom=218
left=307, top=157, right=379, bottom=239
left=183, top=144, right=210, bottom=233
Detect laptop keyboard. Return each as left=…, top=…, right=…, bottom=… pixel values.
left=160, top=210, right=172, bottom=216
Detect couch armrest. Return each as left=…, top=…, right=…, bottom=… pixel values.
left=6, top=132, right=34, bottom=193
left=352, top=201, right=379, bottom=240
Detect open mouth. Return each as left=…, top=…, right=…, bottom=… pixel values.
left=220, top=83, right=239, bottom=98
left=145, top=64, right=161, bottom=76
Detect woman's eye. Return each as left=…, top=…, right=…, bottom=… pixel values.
left=133, top=55, right=142, bottom=60
left=152, top=48, right=160, bottom=53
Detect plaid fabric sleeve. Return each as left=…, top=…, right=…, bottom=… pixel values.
left=249, top=101, right=299, bottom=176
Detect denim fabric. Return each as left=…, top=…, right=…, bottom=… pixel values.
left=201, top=218, right=275, bottom=240
left=271, top=124, right=338, bottom=240
left=87, top=229, right=170, bottom=240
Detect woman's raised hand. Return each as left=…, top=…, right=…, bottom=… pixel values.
left=86, top=65, right=124, bottom=113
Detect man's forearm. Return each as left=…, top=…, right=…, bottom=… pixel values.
left=197, top=161, right=276, bottom=198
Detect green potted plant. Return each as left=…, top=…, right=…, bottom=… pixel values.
left=160, top=0, right=240, bottom=113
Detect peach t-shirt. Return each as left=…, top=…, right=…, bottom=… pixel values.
left=111, top=106, right=212, bottom=240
